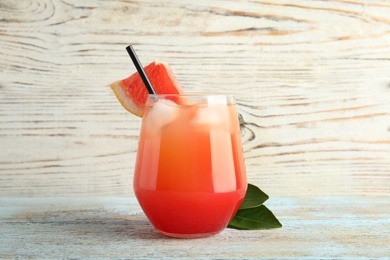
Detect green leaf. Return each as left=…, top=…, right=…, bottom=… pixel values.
left=239, top=183, right=269, bottom=210
left=228, top=205, right=282, bottom=230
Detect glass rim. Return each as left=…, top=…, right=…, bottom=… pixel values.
left=146, top=93, right=236, bottom=105
left=147, top=93, right=235, bottom=98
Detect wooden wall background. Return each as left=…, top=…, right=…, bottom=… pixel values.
left=1, top=0, right=390, bottom=198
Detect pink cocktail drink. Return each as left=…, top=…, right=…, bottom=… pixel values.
left=134, top=94, right=247, bottom=238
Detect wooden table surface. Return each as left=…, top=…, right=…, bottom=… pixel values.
left=1, top=196, right=389, bottom=259
left=1, top=0, right=390, bottom=259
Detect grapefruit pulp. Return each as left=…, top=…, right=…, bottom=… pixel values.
left=109, top=60, right=183, bottom=117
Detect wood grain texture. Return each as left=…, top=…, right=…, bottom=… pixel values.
left=1, top=197, right=389, bottom=259
left=1, top=0, right=390, bottom=197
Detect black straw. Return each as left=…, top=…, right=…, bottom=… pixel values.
left=126, top=45, right=156, bottom=94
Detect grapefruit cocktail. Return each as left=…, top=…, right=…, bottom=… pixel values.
left=133, top=94, right=247, bottom=238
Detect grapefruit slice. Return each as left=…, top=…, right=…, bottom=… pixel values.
left=109, top=60, right=183, bottom=117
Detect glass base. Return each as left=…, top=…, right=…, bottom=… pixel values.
left=158, top=229, right=222, bottom=239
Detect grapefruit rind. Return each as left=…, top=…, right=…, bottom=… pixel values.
left=109, top=80, right=143, bottom=117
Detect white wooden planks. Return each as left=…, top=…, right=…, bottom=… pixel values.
left=1, top=0, right=390, bottom=197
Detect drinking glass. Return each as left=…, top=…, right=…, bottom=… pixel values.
left=133, top=94, right=247, bottom=238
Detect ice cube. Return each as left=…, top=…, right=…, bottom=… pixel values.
left=191, top=104, right=230, bottom=127
left=144, top=99, right=179, bottom=135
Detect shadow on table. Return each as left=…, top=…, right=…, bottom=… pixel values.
left=13, top=208, right=167, bottom=240
left=112, top=214, right=167, bottom=240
